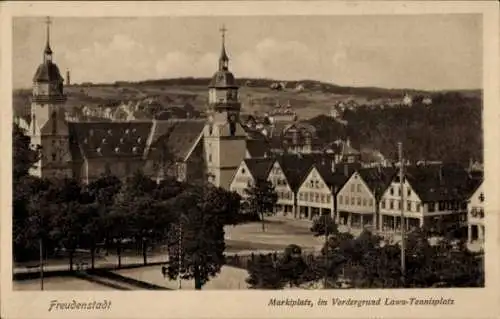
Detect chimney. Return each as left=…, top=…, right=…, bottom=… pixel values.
left=66, top=69, right=71, bottom=86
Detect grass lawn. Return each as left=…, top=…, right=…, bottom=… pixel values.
left=113, top=265, right=250, bottom=290
left=225, top=216, right=324, bottom=253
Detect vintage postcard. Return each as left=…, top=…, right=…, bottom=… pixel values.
left=1, top=1, right=499, bottom=319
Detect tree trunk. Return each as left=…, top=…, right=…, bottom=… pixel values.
left=69, top=247, right=74, bottom=271
left=91, top=242, right=95, bottom=270
left=194, top=265, right=202, bottom=290
left=261, top=212, right=265, bottom=232
left=117, top=242, right=122, bottom=268
left=142, top=238, right=147, bottom=265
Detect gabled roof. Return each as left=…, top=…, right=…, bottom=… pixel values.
left=273, top=153, right=340, bottom=192
left=404, top=164, right=473, bottom=202
left=315, top=163, right=354, bottom=192
left=357, top=167, right=397, bottom=199
left=244, top=158, right=274, bottom=181
left=246, top=139, right=270, bottom=158
left=275, top=154, right=316, bottom=192
left=150, top=120, right=205, bottom=162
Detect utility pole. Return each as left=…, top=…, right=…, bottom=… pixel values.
left=178, top=222, right=182, bottom=290
left=324, top=209, right=328, bottom=289
left=398, top=142, right=406, bottom=286
left=324, top=185, right=337, bottom=289
left=39, top=238, right=44, bottom=291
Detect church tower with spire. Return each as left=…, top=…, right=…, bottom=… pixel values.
left=204, top=26, right=247, bottom=189
left=29, top=17, right=72, bottom=178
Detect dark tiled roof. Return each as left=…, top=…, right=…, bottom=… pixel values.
left=315, top=163, right=354, bottom=192
left=33, top=61, right=63, bottom=83
left=246, top=139, right=270, bottom=158
left=68, top=121, right=153, bottom=160
left=358, top=167, right=397, bottom=199
left=150, top=120, right=205, bottom=161
left=274, top=154, right=338, bottom=192
left=405, top=164, right=473, bottom=202
left=244, top=158, right=274, bottom=181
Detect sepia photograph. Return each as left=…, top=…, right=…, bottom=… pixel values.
left=2, top=1, right=499, bottom=319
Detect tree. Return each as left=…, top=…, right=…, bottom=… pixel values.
left=13, top=176, right=51, bottom=261
left=246, top=253, right=285, bottom=289
left=244, top=178, right=278, bottom=232
left=13, top=123, right=40, bottom=181
left=310, top=214, right=338, bottom=237
left=277, top=245, right=309, bottom=288
left=166, top=185, right=231, bottom=290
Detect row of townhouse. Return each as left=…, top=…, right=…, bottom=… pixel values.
left=230, top=155, right=485, bottom=245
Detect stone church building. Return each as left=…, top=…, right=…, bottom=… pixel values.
left=28, top=22, right=267, bottom=190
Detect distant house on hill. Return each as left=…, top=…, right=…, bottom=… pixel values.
left=294, top=83, right=305, bottom=92
left=402, top=94, right=413, bottom=106
left=323, top=139, right=361, bottom=164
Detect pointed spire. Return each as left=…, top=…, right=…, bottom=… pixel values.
left=219, top=25, right=229, bottom=70
left=44, top=16, right=53, bottom=62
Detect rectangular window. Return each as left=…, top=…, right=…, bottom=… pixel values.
left=438, top=201, right=446, bottom=211
left=407, top=188, right=411, bottom=197
left=381, top=200, right=386, bottom=209
left=357, top=197, right=361, bottom=206
left=339, top=195, right=343, bottom=204
left=390, top=200, right=394, bottom=209
left=327, top=195, right=331, bottom=203
left=362, top=198, right=367, bottom=206
left=390, top=187, right=394, bottom=196
left=416, top=203, right=421, bottom=212
left=299, top=193, right=304, bottom=201
left=351, top=197, right=355, bottom=205
left=428, top=202, right=435, bottom=212
left=369, top=199, right=373, bottom=207
left=315, top=193, right=320, bottom=202
left=351, top=184, right=355, bottom=192
left=407, top=201, right=411, bottom=212
left=357, top=184, right=362, bottom=192
left=320, top=194, right=325, bottom=203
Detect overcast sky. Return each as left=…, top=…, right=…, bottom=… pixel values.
left=13, top=15, right=482, bottom=90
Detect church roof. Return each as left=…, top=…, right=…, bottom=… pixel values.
left=208, top=70, right=238, bottom=88
left=149, top=120, right=205, bottom=162
left=33, top=61, right=63, bottom=83
left=68, top=122, right=153, bottom=160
